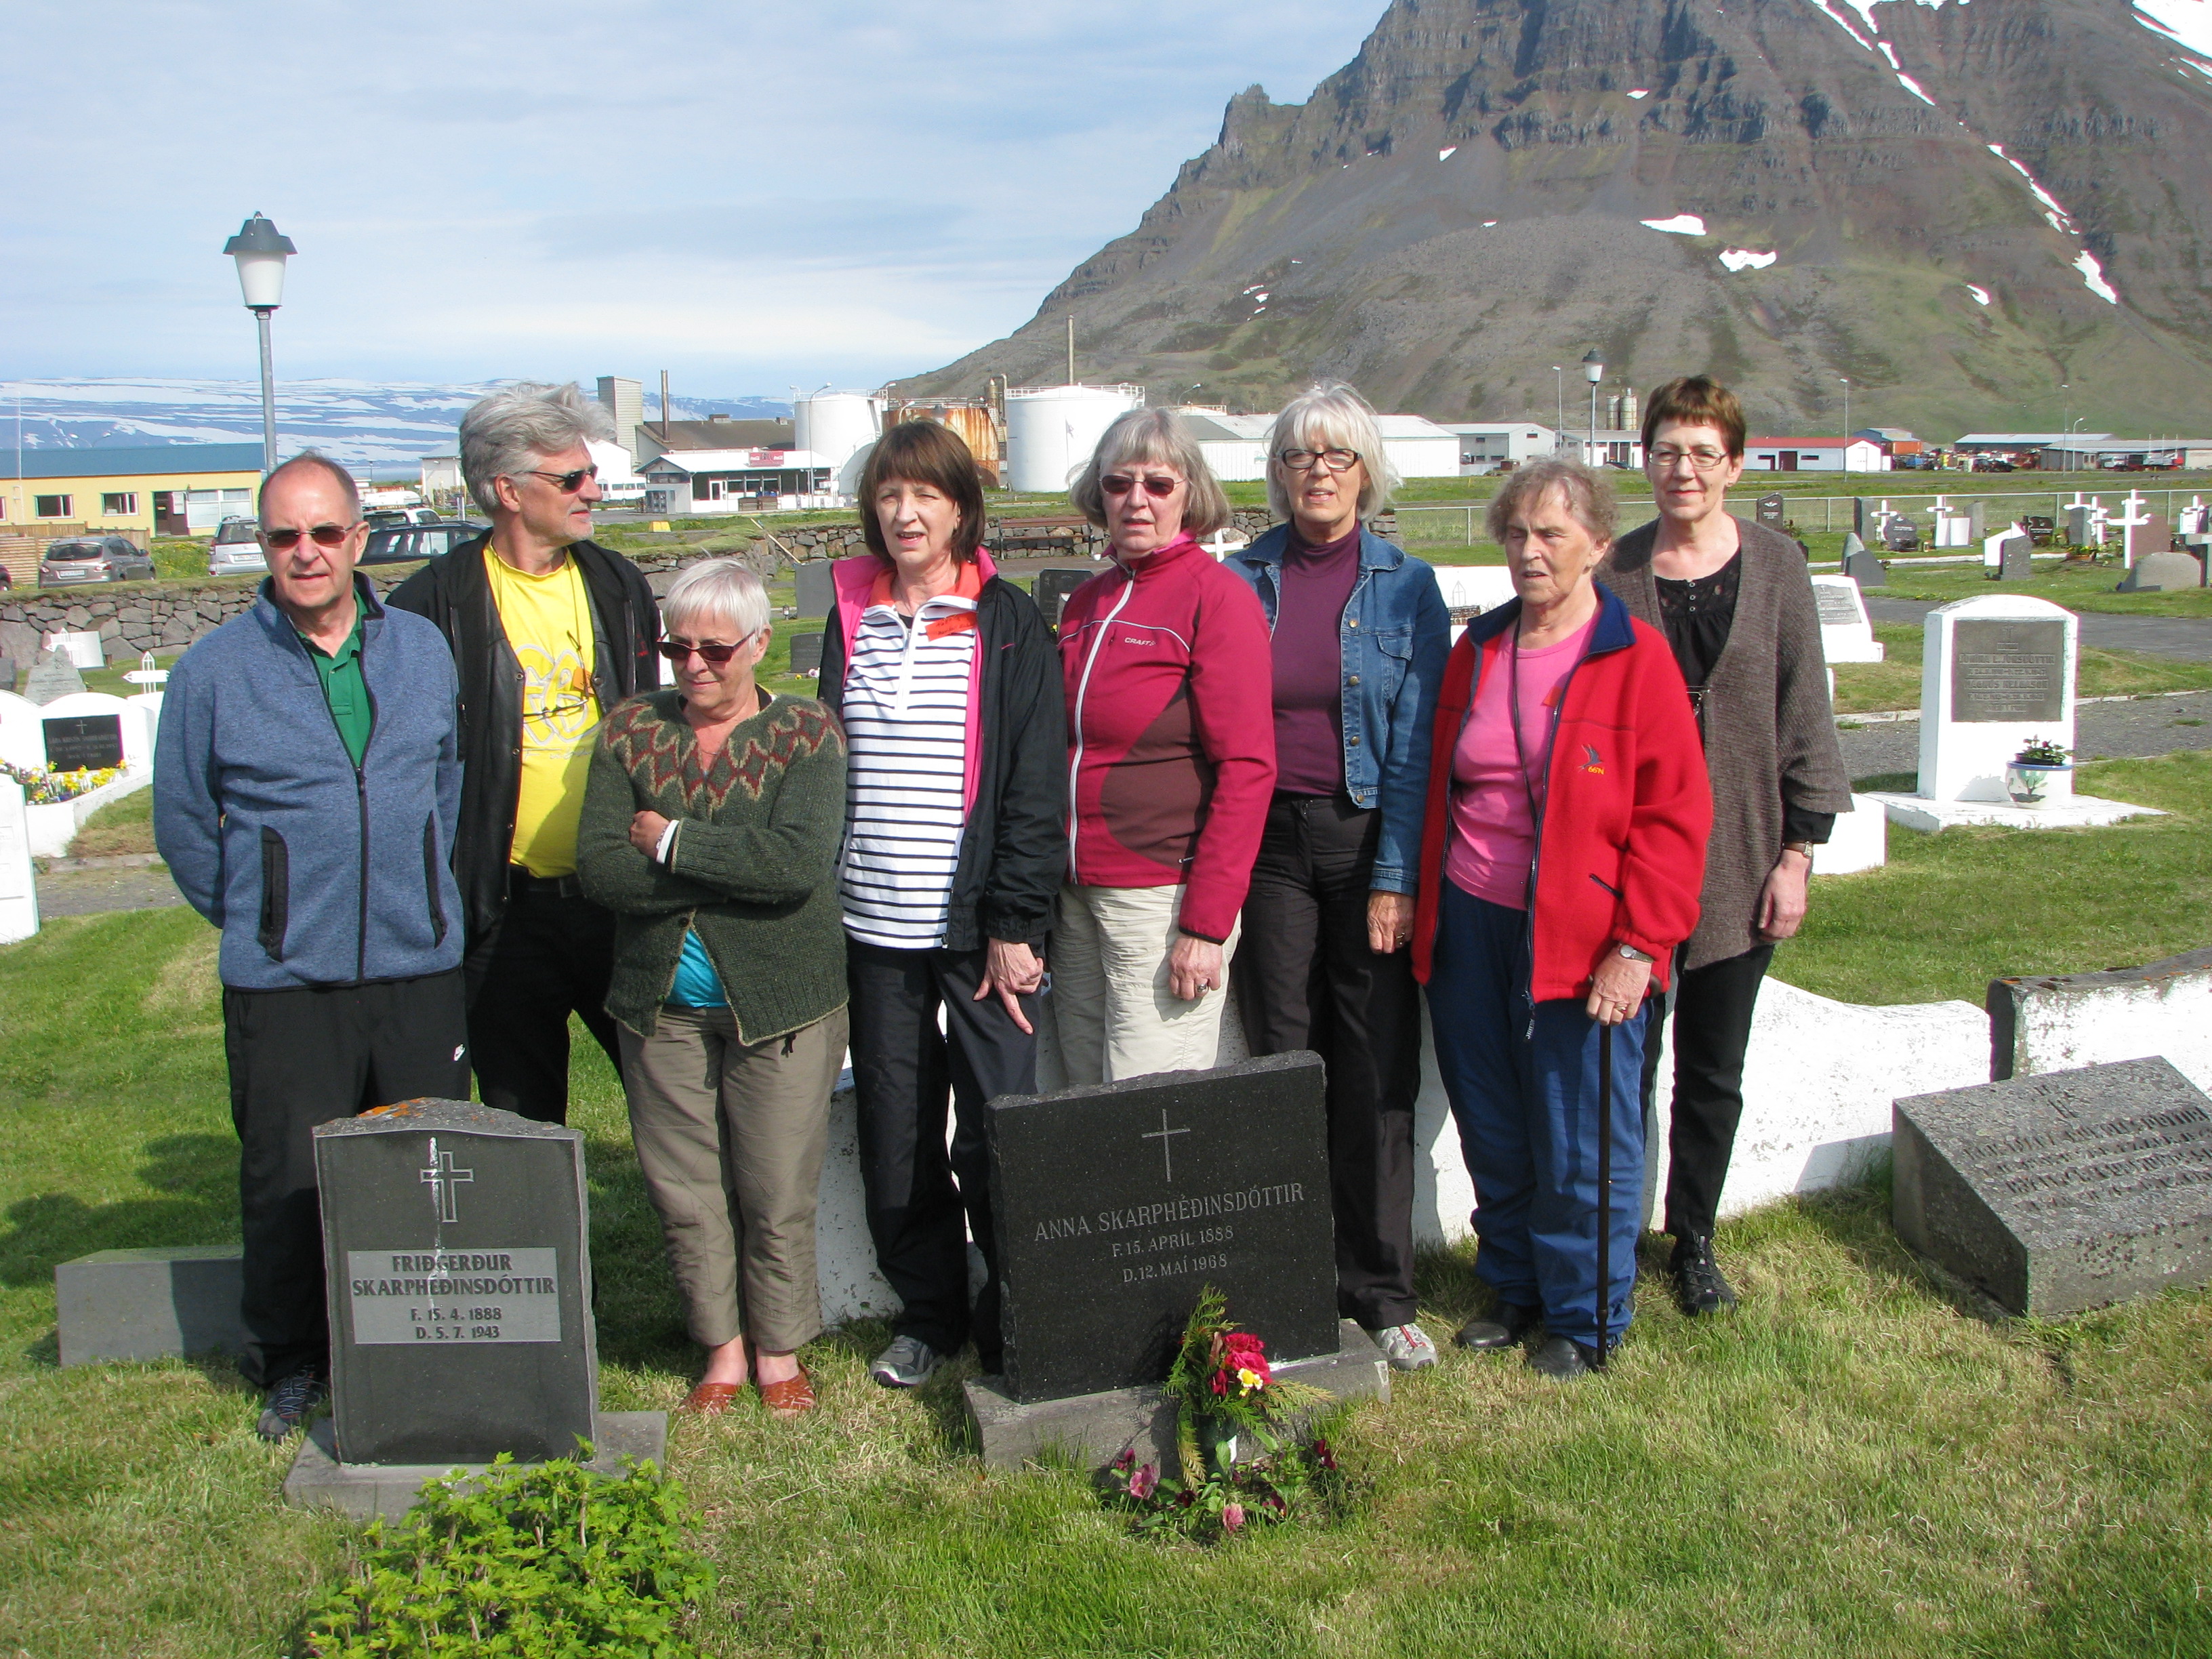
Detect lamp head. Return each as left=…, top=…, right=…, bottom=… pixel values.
left=224, top=213, right=295, bottom=310
left=1581, top=348, right=1605, bottom=384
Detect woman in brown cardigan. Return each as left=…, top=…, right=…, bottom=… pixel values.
left=1597, top=376, right=1851, bottom=1317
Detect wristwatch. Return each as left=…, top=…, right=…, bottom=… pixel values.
left=1614, top=943, right=1652, bottom=963
left=1781, top=840, right=1816, bottom=859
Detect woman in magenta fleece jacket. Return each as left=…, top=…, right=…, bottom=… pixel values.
left=1054, top=408, right=1276, bottom=1085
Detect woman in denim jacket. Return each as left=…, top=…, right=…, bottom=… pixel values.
left=1223, top=382, right=1450, bottom=1372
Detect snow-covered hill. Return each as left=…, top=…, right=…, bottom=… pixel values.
left=0, top=379, right=790, bottom=472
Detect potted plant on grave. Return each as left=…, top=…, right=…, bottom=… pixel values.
left=2007, top=737, right=2073, bottom=806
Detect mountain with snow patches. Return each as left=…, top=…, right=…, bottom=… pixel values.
left=899, top=0, right=2212, bottom=438
left=0, top=380, right=790, bottom=471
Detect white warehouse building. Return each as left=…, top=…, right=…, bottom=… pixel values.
left=1170, top=409, right=1465, bottom=483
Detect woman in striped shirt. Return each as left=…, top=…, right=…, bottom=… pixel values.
left=819, top=419, right=1066, bottom=1390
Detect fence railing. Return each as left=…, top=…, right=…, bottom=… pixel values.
left=1389, top=489, right=2211, bottom=543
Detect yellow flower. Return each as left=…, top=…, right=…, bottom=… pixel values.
left=1237, top=1366, right=1263, bottom=1393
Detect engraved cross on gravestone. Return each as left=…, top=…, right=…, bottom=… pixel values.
left=418, top=1141, right=474, bottom=1224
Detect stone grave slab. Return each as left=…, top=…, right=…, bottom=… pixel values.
left=1965, top=501, right=1987, bottom=544
left=0, top=777, right=34, bottom=943
left=0, top=656, right=14, bottom=695
left=792, top=560, right=834, bottom=618
left=1755, top=492, right=1786, bottom=529
left=1851, top=497, right=1872, bottom=536
left=1842, top=537, right=1885, bottom=590
left=37, top=691, right=151, bottom=771
left=1996, top=533, right=2034, bottom=582
left=2118, top=551, right=2203, bottom=593
left=1810, top=575, right=1883, bottom=663
left=313, top=1100, right=602, bottom=1468
left=2122, top=510, right=2169, bottom=569
left=1030, top=567, right=1095, bottom=632
left=21, top=655, right=85, bottom=708
left=56, top=1245, right=244, bottom=1365
left=2064, top=502, right=2097, bottom=546
left=787, top=631, right=825, bottom=676
left=286, top=1411, right=670, bottom=1522
left=1807, top=794, right=1886, bottom=875
left=1893, top=1057, right=2212, bottom=1317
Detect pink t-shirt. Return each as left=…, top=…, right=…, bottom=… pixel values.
left=1444, top=615, right=1597, bottom=910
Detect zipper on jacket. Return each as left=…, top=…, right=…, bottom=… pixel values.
left=300, top=605, right=377, bottom=986
left=1065, top=567, right=1138, bottom=882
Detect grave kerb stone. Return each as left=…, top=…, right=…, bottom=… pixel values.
left=0, top=777, right=37, bottom=945
left=1809, top=575, right=1883, bottom=663
left=1913, top=595, right=2076, bottom=804
left=56, top=1246, right=243, bottom=1366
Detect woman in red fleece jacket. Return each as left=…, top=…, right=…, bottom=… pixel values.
left=1054, top=408, right=1276, bottom=1084
left=1412, top=459, right=1711, bottom=1382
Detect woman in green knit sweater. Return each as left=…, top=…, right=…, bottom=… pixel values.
left=577, top=557, right=848, bottom=1419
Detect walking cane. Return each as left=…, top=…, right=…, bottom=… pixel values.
left=1595, top=1019, right=1614, bottom=1370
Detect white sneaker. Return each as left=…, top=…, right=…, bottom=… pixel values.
left=869, top=1335, right=940, bottom=1389
left=1372, top=1322, right=1439, bottom=1372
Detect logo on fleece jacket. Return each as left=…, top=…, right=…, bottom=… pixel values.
left=1578, top=743, right=1605, bottom=776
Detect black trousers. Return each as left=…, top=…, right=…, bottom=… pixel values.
left=223, top=970, right=470, bottom=1389
left=1232, top=794, right=1424, bottom=1330
left=465, top=879, right=622, bottom=1127
left=1639, top=942, right=1776, bottom=1240
left=846, top=939, right=1038, bottom=1370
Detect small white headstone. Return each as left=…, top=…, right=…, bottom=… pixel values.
left=0, top=777, right=36, bottom=944
left=33, top=691, right=152, bottom=772
left=1809, top=575, right=1884, bottom=663
left=0, top=689, right=45, bottom=770
left=2181, top=498, right=2209, bottom=537
left=44, top=632, right=106, bottom=670
left=1916, top=595, right=2076, bottom=804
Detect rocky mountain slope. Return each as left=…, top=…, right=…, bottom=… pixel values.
left=898, top=0, right=2212, bottom=438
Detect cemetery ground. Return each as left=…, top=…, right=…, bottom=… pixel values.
left=4, top=757, right=2211, bottom=1654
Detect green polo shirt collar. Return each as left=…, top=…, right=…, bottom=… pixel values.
left=304, top=608, right=373, bottom=768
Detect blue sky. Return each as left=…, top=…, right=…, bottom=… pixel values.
left=4, top=0, right=1380, bottom=397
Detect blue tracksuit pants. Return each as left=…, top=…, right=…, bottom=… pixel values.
left=1426, top=880, right=1646, bottom=1350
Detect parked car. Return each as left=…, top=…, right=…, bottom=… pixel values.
left=365, top=506, right=442, bottom=531
left=207, top=517, right=269, bottom=577
left=358, top=520, right=487, bottom=567
left=1892, top=453, right=1938, bottom=470
left=39, top=536, right=157, bottom=587
left=1972, top=456, right=2018, bottom=472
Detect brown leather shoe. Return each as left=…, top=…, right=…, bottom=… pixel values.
left=681, top=1381, right=747, bottom=1415
left=757, top=1366, right=816, bottom=1419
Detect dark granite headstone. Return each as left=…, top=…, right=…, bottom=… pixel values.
left=1755, top=492, right=1786, bottom=529
left=22, top=655, right=85, bottom=708
left=2063, top=504, right=2097, bottom=546
left=787, top=631, right=824, bottom=676
left=1852, top=497, right=1871, bottom=536
left=315, top=1100, right=595, bottom=1466
left=2118, top=551, right=2205, bottom=593
left=987, top=1052, right=1337, bottom=1404
left=1995, top=532, right=2034, bottom=582
left=1881, top=518, right=1921, bottom=552
left=1950, top=619, right=2065, bottom=722
left=793, top=560, right=835, bottom=619
left=1965, top=501, right=1987, bottom=544
left=2125, top=513, right=2173, bottom=567
left=1894, top=1058, right=2212, bottom=1316
left=1843, top=536, right=1886, bottom=589
left=43, top=714, right=124, bottom=771
left=2022, top=514, right=2055, bottom=548
left=1030, top=567, right=1096, bottom=632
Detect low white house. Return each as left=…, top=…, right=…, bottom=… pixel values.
left=640, top=448, right=837, bottom=514
left=1442, top=422, right=1557, bottom=471
left=1170, top=409, right=1462, bottom=482
left=1744, top=436, right=1887, bottom=474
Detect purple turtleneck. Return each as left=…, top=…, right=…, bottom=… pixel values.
left=1269, top=523, right=1362, bottom=798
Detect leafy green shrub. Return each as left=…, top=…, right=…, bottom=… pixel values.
left=299, top=1454, right=713, bottom=1657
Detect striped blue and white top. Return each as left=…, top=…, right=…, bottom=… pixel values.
left=838, top=592, right=977, bottom=948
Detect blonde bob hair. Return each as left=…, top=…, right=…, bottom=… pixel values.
left=662, top=557, right=771, bottom=642
left=1484, top=458, right=1618, bottom=547
left=1265, top=381, right=1401, bottom=520
left=1068, top=408, right=1232, bottom=539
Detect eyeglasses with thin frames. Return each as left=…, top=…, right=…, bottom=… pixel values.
left=523, top=466, right=600, bottom=493
left=1275, top=448, right=1360, bottom=473
left=261, top=523, right=359, bottom=550
left=1647, top=446, right=1733, bottom=472
left=1099, top=473, right=1182, bottom=498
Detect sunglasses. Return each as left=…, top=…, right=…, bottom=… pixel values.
left=261, top=523, right=358, bottom=550
left=657, top=637, right=754, bottom=665
left=1099, top=473, right=1182, bottom=498
left=523, top=466, right=599, bottom=493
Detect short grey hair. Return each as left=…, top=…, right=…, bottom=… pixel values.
left=1069, top=408, right=1232, bottom=538
left=1486, top=458, right=1617, bottom=546
left=662, top=558, right=769, bottom=641
left=1265, top=382, right=1401, bottom=519
left=459, top=382, right=614, bottom=514
left=260, top=449, right=361, bottom=523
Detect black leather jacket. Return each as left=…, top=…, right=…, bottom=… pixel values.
left=386, top=534, right=659, bottom=942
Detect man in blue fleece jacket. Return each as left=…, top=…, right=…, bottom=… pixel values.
left=155, top=451, right=471, bottom=1442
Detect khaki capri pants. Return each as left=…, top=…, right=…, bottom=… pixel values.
left=619, top=1004, right=848, bottom=1355
left=1052, top=883, right=1242, bottom=1086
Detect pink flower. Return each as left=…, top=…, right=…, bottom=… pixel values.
left=1221, top=1502, right=1246, bottom=1532
left=1111, top=1448, right=1135, bottom=1474
left=1313, top=1437, right=1336, bottom=1471
left=1128, top=1462, right=1158, bottom=1500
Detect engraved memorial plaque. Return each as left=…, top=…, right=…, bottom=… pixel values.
left=987, top=1053, right=1337, bottom=1403
left=1950, top=619, right=2064, bottom=723
left=787, top=631, right=824, bottom=676
left=793, top=559, right=835, bottom=619
left=1030, top=567, right=1094, bottom=632
left=1894, top=1058, right=2212, bottom=1316
left=1814, top=583, right=1863, bottom=627
left=314, top=1100, right=596, bottom=1465
left=42, top=714, right=123, bottom=771
left=1755, top=492, right=1786, bottom=529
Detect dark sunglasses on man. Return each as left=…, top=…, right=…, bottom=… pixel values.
left=524, top=466, right=600, bottom=493
left=1099, top=473, right=1182, bottom=497
left=260, top=522, right=359, bottom=550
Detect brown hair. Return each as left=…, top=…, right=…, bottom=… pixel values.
left=858, top=419, right=987, bottom=564
left=1484, top=457, right=1618, bottom=546
left=1639, top=375, right=1747, bottom=458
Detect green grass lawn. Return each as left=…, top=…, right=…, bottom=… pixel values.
left=4, top=766, right=2212, bottom=1653
left=1868, top=559, right=2212, bottom=619
left=1828, top=623, right=2212, bottom=715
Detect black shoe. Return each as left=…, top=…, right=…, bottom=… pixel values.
left=1528, top=1335, right=1599, bottom=1381
left=255, top=1368, right=327, bottom=1441
left=1670, top=1233, right=1739, bottom=1317
left=1453, top=1301, right=1542, bottom=1351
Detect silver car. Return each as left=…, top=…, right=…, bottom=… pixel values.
left=40, top=536, right=157, bottom=586
left=207, top=518, right=268, bottom=577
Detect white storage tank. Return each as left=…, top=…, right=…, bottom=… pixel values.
left=1004, top=385, right=1145, bottom=494
left=796, top=392, right=884, bottom=493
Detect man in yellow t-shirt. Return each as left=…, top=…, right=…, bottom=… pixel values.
left=387, top=384, right=661, bottom=1125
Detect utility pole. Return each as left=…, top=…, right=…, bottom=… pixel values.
left=660, top=369, right=672, bottom=441
left=1067, top=315, right=1076, bottom=386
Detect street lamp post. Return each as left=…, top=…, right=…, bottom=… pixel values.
left=1582, top=350, right=1605, bottom=466
left=1839, top=376, right=1851, bottom=471
left=1552, top=365, right=1564, bottom=455
left=224, top=213, right=295, bottom=476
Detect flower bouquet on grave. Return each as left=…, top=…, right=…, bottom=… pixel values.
left=0, top=762, right=124, bottom=806
left=2007, top=737, right=2073, bottom=806
left=1099, top=1286, right=1342, bottom=1541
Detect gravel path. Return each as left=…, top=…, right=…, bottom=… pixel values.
left=1864, top=598, right=2212, bottom=661
left=1838, top=689, right=2212, bottom=785
left=35, top=865, right=187, bottom=918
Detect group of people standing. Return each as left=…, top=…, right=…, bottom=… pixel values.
left=155, top=369, right=1847, bottom=1439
